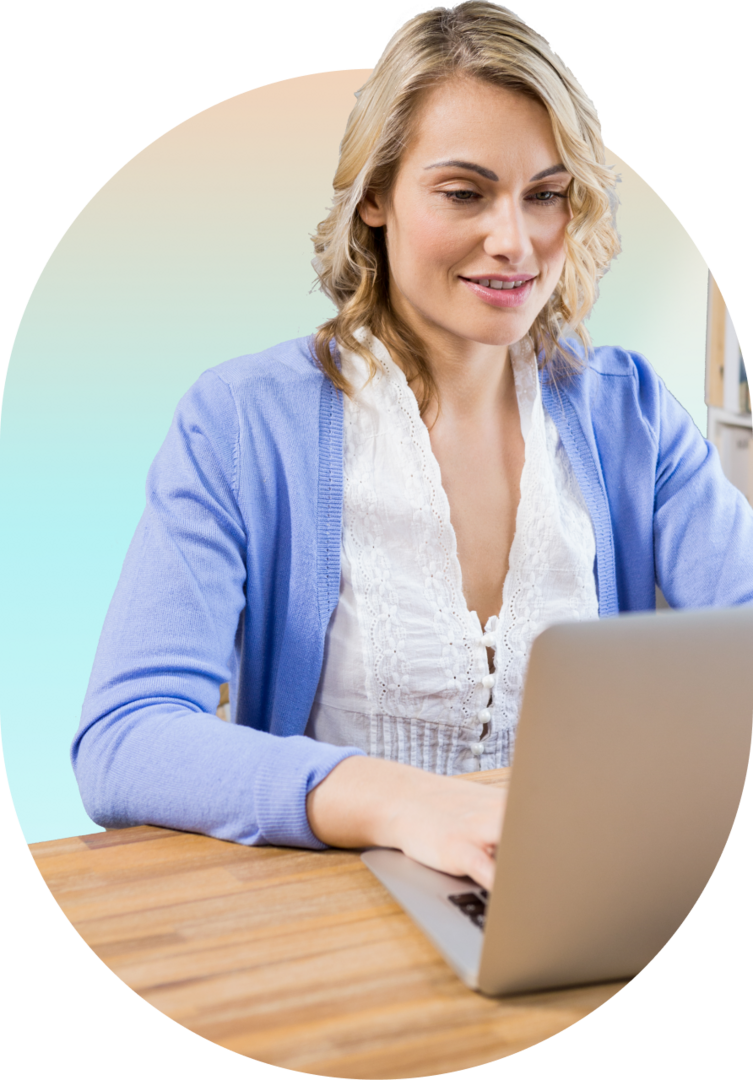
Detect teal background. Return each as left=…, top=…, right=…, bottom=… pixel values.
left=0, top=72, right=709, bottom=843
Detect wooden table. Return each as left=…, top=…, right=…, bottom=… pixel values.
left=30, top=769, right=625, bottom=1077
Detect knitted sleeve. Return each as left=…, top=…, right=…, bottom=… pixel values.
left=71, top=369, right=362, bottom=847
left=650, top=369, right=753, bottom=609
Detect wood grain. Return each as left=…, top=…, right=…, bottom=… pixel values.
left=458, top=766, right=512, bottom=787
left=30, top=768, right=625, bottom=1077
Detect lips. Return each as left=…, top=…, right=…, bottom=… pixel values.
left=459, top=274, right=536, bottom=308
left=465, top=276, right=534, bottom=290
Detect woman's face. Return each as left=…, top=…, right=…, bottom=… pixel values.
left=360, top=77, right=572, bottom=356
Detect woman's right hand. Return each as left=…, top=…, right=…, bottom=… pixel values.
left=306, top=755, right=506, bottom=892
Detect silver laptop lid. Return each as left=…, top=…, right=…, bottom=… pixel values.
left=478, top=606, right=753, bottom=995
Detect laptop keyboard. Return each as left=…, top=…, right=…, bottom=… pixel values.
left=448, top=889, right=488, bottom=930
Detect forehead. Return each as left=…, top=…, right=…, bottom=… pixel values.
left=403, top=77, right=559, bottom=173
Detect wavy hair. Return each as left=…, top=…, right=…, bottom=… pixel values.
left=311, top=2, right=620, bottom=412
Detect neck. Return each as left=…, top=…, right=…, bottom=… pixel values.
left=385, top=281, right=521, bottom=424
left=393, top=312, right=515, bottom=427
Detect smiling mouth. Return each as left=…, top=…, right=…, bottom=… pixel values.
left=461, top=276, right=535, bottom=290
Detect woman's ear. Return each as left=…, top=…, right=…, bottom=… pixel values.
left=358, top=190, right=388, bottom=228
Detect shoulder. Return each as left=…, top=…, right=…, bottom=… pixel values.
left=548, top=339, right=659, bottom=387
left=170, top=335, right=330, bottom=437
left=543, top=340, right=708, bottom=473
left=140, top=336, right=338, bottom=546
left=543, top=340, right=678, bottom=446
left=207, top=335, right=325, bottom=394
left=154, top=336, right=332, bottom=485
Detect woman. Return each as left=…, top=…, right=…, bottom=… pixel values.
left=72, top=3, right=753, bottom=892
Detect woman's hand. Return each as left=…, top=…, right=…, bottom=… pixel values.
left=306, top=756, right=506, bottom=892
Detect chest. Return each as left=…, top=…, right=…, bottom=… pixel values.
left=428, top=404, right=525, bottom=628
left=343, top=339, right=537, bottom=630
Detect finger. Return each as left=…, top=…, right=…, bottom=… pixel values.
left=464, top=846, right=497, bottom=892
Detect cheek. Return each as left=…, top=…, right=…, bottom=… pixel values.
left=389, top=204, right=465, bottom=276
left=534, top=217, right=569, bottom=273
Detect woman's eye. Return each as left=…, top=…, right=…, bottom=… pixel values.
left=443, top=189, right=478, bottom=203
left=441, top=188, right=568, bottom=206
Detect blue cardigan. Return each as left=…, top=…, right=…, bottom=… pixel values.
left=72, top=336, right=753, bottom=848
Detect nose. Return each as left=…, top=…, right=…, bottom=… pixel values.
left=483, top=197, right=532, bottom=265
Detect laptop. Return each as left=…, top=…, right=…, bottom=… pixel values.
left=362, top=606, right=753, bottom=996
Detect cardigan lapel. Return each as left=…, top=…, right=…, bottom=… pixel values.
left=541, top=377, right=619, bottom=617
left=316, top=375, right=344, bottom=631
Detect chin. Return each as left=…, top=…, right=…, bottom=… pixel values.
left=407, top=297, right=537, bottom=351
left=459, top=316, right=536, bottom=349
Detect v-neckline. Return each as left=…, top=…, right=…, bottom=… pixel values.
left=366, top=332, right=541, bottom=646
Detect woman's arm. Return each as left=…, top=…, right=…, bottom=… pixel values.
left=307, top=756, right=506, bottom=891
left=651, top=373, right=753, bottom=609
left=72, top=368, right=363, bottom=849
left=72, top=361, right=504, bottom=884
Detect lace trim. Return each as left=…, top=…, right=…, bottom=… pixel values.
left=492, top=341, right=598, bottom=745
left=342, top=334, right=488, bottom=726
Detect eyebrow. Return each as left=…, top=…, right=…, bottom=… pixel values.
left=529, top=164, right=570, bottom=181
left=424, top=160, right=570, bottom=183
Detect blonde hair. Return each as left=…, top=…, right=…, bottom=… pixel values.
left=312, top=2, right=620, bottom=411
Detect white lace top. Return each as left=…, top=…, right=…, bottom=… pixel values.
left=305, top=333, right=599, bottom=772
